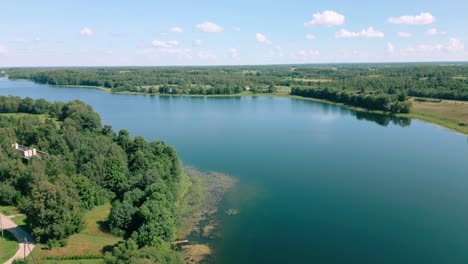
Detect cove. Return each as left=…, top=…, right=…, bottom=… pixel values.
left=1, top=78, right=468, bottom=263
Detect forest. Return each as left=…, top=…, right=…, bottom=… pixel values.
left=0, top=96, right=186, bottom=263
left=3, top=63, right=468, bottom=113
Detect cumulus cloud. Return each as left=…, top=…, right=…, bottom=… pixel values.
left=256, top=33, right=272, bottom=45
left=151, top=40, right=179, bottom=48
left=404, top=38, right=465, bottom=54
left=445, top=38, right=464, bottom=52
left=387, top=42, right=395, bottom=54
left=193, top=39, right=203, bottom=46
left=426, top=28, right=446, bottom=36
left=305, top=34, right=316, bottom=40
left=196, top=22, right=223, bottom=33
left=304, top=10, right=345, bottom=27
left=228, top=48, right=239, bottom=59
left=169, top=27, right=183, bottom=33
left=388, top=12, right=435, bottom=25
left=398, top=32, right=412, bottom=38
left=0, top=45, right=8, bottom=55
left=80, top=27, right=93, bottom=37
left=335, top=27, right=384, bottom=38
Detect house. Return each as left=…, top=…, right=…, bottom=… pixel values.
left=12, top=143, right=48, bottom=159
left=243, top=86, right=251, bottom=91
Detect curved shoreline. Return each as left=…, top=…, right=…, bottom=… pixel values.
left=6, top=78, right=468, bottom=135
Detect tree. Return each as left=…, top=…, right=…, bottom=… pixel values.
left=25, top=181, right=84, bottom=244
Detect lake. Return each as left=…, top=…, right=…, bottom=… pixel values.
left=1, top=78, right=468, bottom=263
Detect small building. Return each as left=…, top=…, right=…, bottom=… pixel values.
left=12, top=143, right=48, bottom=159
left=243, top=86, right=251, bottom=91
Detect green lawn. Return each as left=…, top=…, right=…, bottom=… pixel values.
left=0, top=205, right=21, bottom=215
left=43, top=259, right=104, bottom=264
left=38, top=203, right=121, bottom=259
left=0, top=230, right=19, bottom=263
left=406, top=99, right=468, bottom=135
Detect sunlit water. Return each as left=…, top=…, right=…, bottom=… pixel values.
left=1, top=78, right=468, bottom=263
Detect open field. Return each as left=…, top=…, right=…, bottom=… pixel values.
left=35, top=203, right=120, bottom=260
left=43, top=259, right=104, bottom=264
left=407, top=99, right=468, bottom=134
left=0, top=113, right=50, bottom=123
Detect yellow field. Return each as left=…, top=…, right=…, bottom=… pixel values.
left=408, top=99, right=468, bottom=134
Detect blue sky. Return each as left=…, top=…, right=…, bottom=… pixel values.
left=1, top=0, right=467, bottom=66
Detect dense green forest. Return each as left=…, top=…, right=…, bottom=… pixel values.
left=0, top=96, right=186, bottom=263
left=3, top=63, right=468, bottom=113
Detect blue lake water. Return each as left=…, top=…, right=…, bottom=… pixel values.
left=1, top=78, right=468, bottom=263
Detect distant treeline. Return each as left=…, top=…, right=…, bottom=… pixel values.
left=3, top=64, right=468, bottom=105
left=0, top=96, right=186, bottom=262
left=291, top=87, right=412, bottom=113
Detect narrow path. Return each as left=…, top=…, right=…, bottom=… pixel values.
left=0, top=214, right=35, bottom=264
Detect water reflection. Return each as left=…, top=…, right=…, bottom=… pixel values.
left=353, top=112, right=412, bottom=127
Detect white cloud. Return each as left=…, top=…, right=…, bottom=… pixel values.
left=398, top=32, right=412, bottom=38
left=445, top=38, right=464, bottom=52
left=196, top=22, right=223, bottom=33
left=335, top=27, right=384, bottom=38
left=233, top=27, right=241, bottom=32
left=426, top=28, right=446, bottom=36
left=294, top=49, right=320, bottom=62
left=197, top=51, right=217, bottom=60
left=0, top=45, right=8, bottom=55
left=256, top=33, right=272, bottom=45
left=388, top=12, right=435, bottom=25
left=305, top=34, right=316, bottom=40
left=228, top=48, right=239, bottom=59
left=79, top=27, right=93, bottom=37
left=426, top=28, right=437, bottom=35
left=193, top=39, right=203, bottom=46
left=387, top=42, right=395, bottom=54
left=304, top=10, right=345, bottom=27
left=169, top=27, right=183, bottom=33
left=404, top=38, right=465, bottom=54
left=151, top=40, right=179, bottom=48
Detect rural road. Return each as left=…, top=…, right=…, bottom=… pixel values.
left=0, top=214, right=35, bottom=264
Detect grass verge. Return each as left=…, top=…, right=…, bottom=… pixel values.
left=0, top=230, right=19, bottom=263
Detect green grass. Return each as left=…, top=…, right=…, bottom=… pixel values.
left=37, top=203, right=121, bottom=259
left=0, top=230, right=19, bottom=263
left=43, top=259, right=103, bottom=264
left=405, top=99, right=468, bottom=135
left=0, top=205, right=21, bottom=215
left=0, top=112, right=50, bottom=122
left=0, top=113, right=60, bottom=129
left=12, top=214, right=32, bottom=234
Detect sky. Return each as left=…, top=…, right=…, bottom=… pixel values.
left=1, top=0, right=467, bottom=66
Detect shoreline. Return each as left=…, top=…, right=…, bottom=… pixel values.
left=6, top=78, right=468, bottom=135
left=177, top=167, right=237, bottom=264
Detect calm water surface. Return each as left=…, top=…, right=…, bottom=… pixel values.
left=1, top=78, right=468, bottom=263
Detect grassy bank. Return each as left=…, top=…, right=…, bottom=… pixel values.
left=403, top=99, right=468, bottom=135
left=1, top=167, right=236, bottom=264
